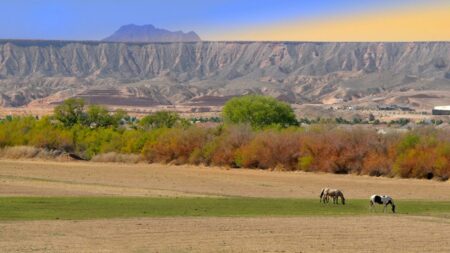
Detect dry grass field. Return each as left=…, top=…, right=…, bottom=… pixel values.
left=2, top=216, right=450, bottom=253
left=1, top=160, right=450, bottom=199
left=1, top=159, right=450, bottom=253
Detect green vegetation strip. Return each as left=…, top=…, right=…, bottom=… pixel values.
left=1, top=197, right=450, bottom=221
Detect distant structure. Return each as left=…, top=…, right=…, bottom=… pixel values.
left=377, top=104, right=414, bottom=111
left=432, top=106, right=450, bottom=115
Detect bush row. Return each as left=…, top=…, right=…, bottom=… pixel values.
left=0, top=115, right=449, bottom=180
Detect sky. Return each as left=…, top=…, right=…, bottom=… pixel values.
left=0, top=0, right=449, bottom=41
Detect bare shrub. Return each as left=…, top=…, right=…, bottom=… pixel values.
left=240, top=129, right=302, bottom=170
left=393, top=130, right=450, bottom=180
left=142, top=127, right=211, bottom=164
left=362, top=152, right=392, bottom=176
left=209, top=124, right=253, bottom=167
left=0, top=146, right=61, bottom=159
left=91, top=152, right=141, bottom=163
left=300, top=127, right=382, bottom=174
left=0, top=146, right=40, bottom=159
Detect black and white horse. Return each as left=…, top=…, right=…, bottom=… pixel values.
left=370, top=195, right=396, bottom=213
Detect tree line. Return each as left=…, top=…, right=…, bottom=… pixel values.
left=0, top=95, right=449, bottom=180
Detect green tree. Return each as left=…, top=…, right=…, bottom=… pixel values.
left=54, top=98, right=85, bottom=127
left=139, top=111, right=188, bottom=129
left=85, top=105, right=113, bottom=128
left=112, top=109, right=129, bottom=127
left=222, top=95, right=297, bottom=128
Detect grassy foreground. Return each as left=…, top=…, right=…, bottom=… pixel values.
left=1, top=197, right=450, bottom=221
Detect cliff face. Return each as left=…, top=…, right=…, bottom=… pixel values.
left=0, top=40, right=449, bottom=107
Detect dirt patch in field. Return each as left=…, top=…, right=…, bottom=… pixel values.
left=1, top=216, right=449, bottom=253
left=0, top=159, right=449, bottom=200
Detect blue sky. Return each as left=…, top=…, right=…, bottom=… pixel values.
left=0, top=0, right=446, bottom=41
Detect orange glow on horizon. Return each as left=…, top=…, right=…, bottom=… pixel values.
left=210, top=5, right=450, bottom=41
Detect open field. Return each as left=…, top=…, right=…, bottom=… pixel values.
left=1, top=159, right=450, bottom=252
left=1, top=160, right=450, bottom=199
left=1, top=215, right=450, bottom=253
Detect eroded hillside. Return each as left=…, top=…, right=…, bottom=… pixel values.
left=0, top=40, right=449, bottom=107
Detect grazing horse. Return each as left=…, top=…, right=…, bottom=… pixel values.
left=327, top=189, right=346, bottom=205
left=319, top=188, right=329, bottom=203
left=320, top=188, right=345, bottom=205
left=370, top=195, right=396, bottom=213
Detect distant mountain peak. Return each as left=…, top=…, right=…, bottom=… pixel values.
left=103, top=24, right=201, bottom=43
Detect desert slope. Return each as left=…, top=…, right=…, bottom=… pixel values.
left=0, top=40, right=449, bottom=107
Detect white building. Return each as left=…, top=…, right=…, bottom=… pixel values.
left=432, top=106, right=450, bottom=115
